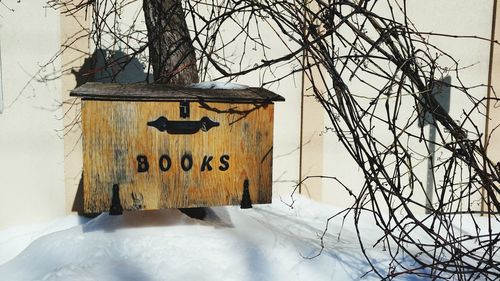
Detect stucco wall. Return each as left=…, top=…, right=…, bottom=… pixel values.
left=301, top=1, right=494, bottom=213
left=0, top=3, right=65, bottom=229
left=0, top=1, right=496, bottom=229
left=485, top=0, right=500, bottom=212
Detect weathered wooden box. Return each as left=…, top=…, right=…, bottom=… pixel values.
left=70, top=82, right=284, bottom=213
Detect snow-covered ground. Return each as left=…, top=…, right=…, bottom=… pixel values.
left=0, top=196, right=492, bottom=281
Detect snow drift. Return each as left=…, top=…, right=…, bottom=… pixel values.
left=0, top=196, right=490, bottom=280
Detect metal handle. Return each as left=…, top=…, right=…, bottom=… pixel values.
left=147, top=116, right=219, bottom=134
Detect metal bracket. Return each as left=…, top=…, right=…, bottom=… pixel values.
left=147, top=116, right=219, bottom=134
left=110, top=184, right=123, bottom=215
left=240, top=179, right=252, bottom=209
left=180, top=100, right=190, bottom=118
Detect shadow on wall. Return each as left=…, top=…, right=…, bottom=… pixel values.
left=71, top=48, right=152, bottom=87
left=71, top=49, right=152, bottom=215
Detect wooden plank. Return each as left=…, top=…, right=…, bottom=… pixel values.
left=82, top=100, right=274, bottom=213
left=71, top=82, right=285, bottom=103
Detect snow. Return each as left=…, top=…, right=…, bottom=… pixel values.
left=190, top=81, right=249, bottom=90
left=0, top=196, right=494, bottom=280
left=0, top=216, right=90, bottom=265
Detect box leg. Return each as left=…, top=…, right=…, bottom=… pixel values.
left=109, top=184, right=123, bottom=215
left=240, top=179, right=252, bottom=209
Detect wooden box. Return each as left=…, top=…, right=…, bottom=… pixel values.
left=70, top=82, right=284, bottom=213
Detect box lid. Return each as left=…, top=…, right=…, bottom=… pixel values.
left=70, top=82, right=285, bottom=103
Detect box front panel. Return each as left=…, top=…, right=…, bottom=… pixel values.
left=82, top=100, right=274, bottom=212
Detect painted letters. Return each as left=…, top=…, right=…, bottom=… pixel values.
left=136, top=153, right=229, bottom=173
left=181, top=154, right=193, bottom=171
left=159, top=155, right=171, bottom=172
left=219, top=155, right=230, bottom=171
left=137, top=155, right=149, bottom=173
left=201, top=156, right=214, bottom=171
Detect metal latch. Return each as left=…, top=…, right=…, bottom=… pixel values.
left=180, top=100, right=190, bottom=118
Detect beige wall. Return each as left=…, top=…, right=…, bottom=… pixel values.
left=301, top=0, right=494, bottom=213
left=0, top=3, right=65, bottom=229
left=60, top=5, right=89, bottom=214
left=300, top=69, right=325, bottom=200
left=487, top=2, right=500, bottom=160
left=1, top=1, right=497, bottom=229
left=485, top=0, right=500, bottom=212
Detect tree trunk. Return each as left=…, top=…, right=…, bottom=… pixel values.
left=143, top=0, right=199, bottom=85
left=143, top=0, right=203, bottom=218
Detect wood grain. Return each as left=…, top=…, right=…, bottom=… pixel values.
left=82, top=100, right=274, bottom=213
left=71, top=82, right=285, bottom=103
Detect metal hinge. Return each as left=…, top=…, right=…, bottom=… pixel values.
left=180, top=100, right=190, bottom=118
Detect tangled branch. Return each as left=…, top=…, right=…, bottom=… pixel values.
left=47, top=0, right=500, bottom=279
